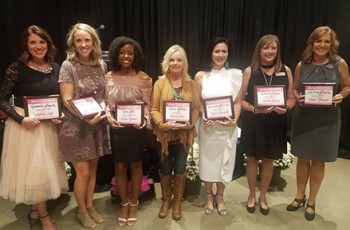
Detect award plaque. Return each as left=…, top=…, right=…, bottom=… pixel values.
left=302, top=82, right=335, bottom=107
left=163, top=100, right=192, bottom=123
left=203, top=96, right=234, bottom=120
left=68, top=97, right=103, bottom=119
left=254, top=85, right=286, bottom=108
left=23, top=94, right=61, bottom=120
left=115, top=103, right=144, bottom=126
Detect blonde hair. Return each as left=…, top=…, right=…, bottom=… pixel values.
left=160, top=44, right=191, bottom=79
left=302, top=26, right=340, bottom=64
left=65, top=23, right=102, bottom=65
left=250, top=35, right=283, bottom=73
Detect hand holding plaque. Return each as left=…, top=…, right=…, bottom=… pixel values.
left=302, top=82, right=335, bottom=107
left=163, top=100, right=192, bottom=123
left=68, top=96, right=103, bottom=119
left=24, top=94, right=61, bottom=120
left=203, top=96, right=234, bottom=121
left=254, top=85, right=286, bottom=108
left=115, top=103, right=144, bottom=126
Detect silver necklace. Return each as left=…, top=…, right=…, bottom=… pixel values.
left=262, top=71, right=273, bottom=86
left=30, top=62, right=53, bottom=74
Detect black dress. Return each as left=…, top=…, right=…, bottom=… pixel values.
left=291, top=61, right=340, bottom=162
left=241, top=66, right=289, bottom=160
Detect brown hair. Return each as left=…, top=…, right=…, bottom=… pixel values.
left=18, top=25, right=57, bottom=64
left=250, top=35, right=283, bottom=73
left=302, top=26, right=340, bottom=64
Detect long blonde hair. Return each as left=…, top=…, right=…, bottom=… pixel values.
left=250, top=35, right=283, bottom=73
left=65, top=23, right=102, bottom=65
left=302, top=26, right=340, bottom=64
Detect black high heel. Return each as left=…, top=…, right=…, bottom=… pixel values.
left=305, top=202, right=316, bottom=221
left=40, top=214, right=56, bottom=230
left=286, top=195, right=306, bottom=211
left=27, top=210, right=39, bottom=228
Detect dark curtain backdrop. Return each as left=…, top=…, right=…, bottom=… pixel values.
left=1, top=0, right=350, bottom=145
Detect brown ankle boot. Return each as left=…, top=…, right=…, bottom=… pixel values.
left=158, top=172, right=173, bottom=218
left=172, top=173, right=185, bottom=220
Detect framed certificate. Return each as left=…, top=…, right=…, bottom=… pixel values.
left=163, top=100, right=192, bottom=123
left=115, top=103, right=144, bottom=126
left=302, top=82, right=335, bottom=107
left=203, top=96, right=234, bottom=120
left=23, top=94, right=61, bottom=120
left=254, top=85, right=286, bottom=108
left=68, top=96, right=103, bottom=119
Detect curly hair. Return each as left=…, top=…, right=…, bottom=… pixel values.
left=108, top=36, right=144, bottom=72
left=65, top=23, right=102, bottom=65
left=302, top=26, right=340, bottom=64
left=18, top=25, right=57, bottom=64
left=202, top=37, right=232, bottom=71
left=250, top=35, right=283, bottom=73
left=160, top=44, right=190, bottom=79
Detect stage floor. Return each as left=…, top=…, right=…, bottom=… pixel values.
left=0, top=157, right=349, bottom=230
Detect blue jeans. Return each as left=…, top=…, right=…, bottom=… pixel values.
left=160, top=143, right=187, bottom=175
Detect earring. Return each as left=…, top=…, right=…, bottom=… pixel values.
left=224, top=61, right=229, bottom=68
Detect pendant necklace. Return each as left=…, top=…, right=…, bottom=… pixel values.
left=83, top=64, right=102, bottom=94
left=169, top=75, right=183, bottom=100
left=172, top=86, right=183, bottom=100
left=313, top=58, right=329, bottom=73
left=262, top=71, right=274, bottom=86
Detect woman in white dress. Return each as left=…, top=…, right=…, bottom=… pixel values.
left=195, top=37, right=243, bottom=216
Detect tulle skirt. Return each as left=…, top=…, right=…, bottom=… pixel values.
left=0, top=107, right=68, bottom=205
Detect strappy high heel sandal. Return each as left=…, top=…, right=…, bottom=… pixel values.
left=286, top=195, right=306, bottom=211
left=27, top=210, right=40, bottom=228
left=204, top=192, right=215, bottom=215
left=215, top=193, right=227, bottom=216
left=127, top=200, right=139, bottom=226
left=118, top=200, right=129, bottom=227
left=28, top=210, right=56, bottom=228
left=40, top=214, right=56, bottom=230
left=305, top=202, right=316, bottom=221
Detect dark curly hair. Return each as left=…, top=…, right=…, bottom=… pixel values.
left=18, top=25, right=57, bottom=64
left=108, top=36, right=144, bottom=72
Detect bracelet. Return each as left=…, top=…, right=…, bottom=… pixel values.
left=253, top=107, right=257, bottom=114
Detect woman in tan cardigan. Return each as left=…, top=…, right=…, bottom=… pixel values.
left=151, top=45, right=200, bottom=220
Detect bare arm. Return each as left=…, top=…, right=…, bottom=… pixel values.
left=273, top=65, right=296, bottom=114
left=293, top=62, right=304, bottom=104
left=334, top=58, right=350, bottom=104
